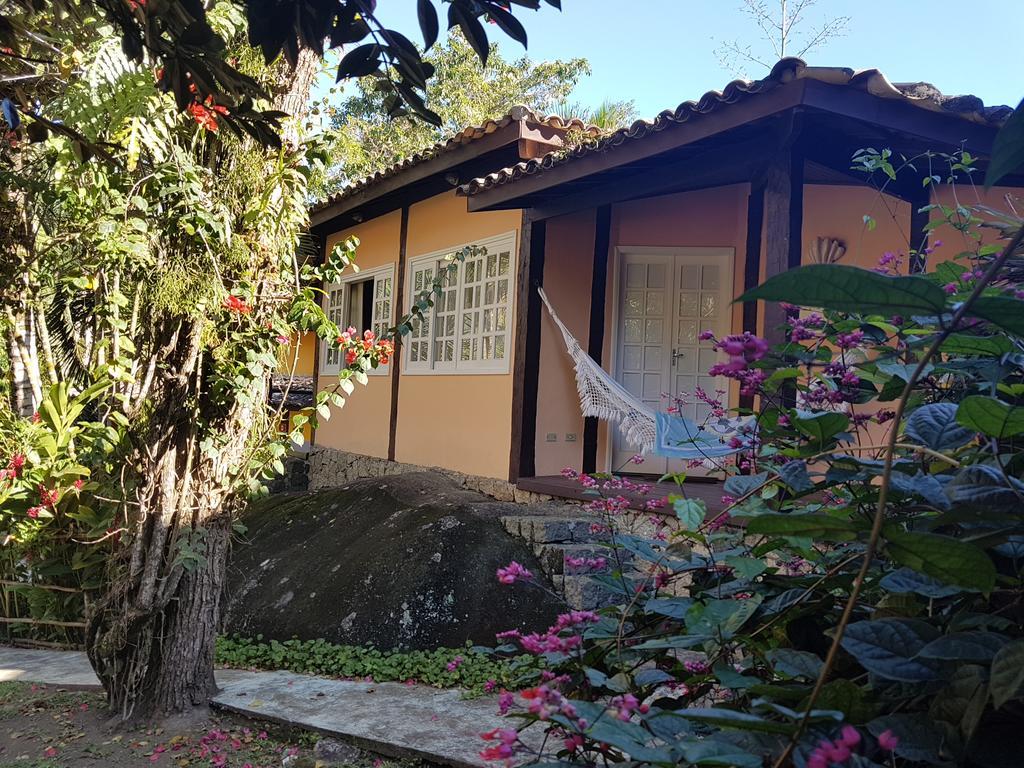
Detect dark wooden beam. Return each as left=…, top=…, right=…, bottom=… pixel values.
left=311, top=123, right=528, bottom=229
left=509, top=215, right=547, bottom=482
left=388, top=206, right=410, bottom=461
left=739, top=184, right=765, bottom=410
left=801, top=80, right=998, bottom=158
left=582, top=205, right=612, bottom=473
left=526, top=136, right=777, bottom=221
left=761, top=142, right=805, bottom=346
left=909, top=184, right=931, bottom=273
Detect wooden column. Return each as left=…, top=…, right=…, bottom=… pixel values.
left=582, top=205, right=612, bottom=474
left=740, top=186, right=765, bottom=411
left=761, top=145, right=804, bottom=346
left=387, top=206, right=410, bottom=461
left=909, top=185, right=931, bottom=274
left=509, top=214, right=547, bottom=482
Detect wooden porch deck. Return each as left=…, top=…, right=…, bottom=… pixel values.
left=517, top=475, right=727, bottom=515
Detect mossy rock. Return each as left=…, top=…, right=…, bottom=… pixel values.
left=223, top=472, right=562, bottom=650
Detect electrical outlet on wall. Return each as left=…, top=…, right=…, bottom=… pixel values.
left=565, top=433, right=578, bottom=442
left=545, top=433, right=558, bottom=442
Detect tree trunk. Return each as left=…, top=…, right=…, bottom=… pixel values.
left=85, top=44, right=320, bottom=723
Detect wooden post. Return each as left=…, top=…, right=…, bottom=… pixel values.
left=761, top=145, right=804, bottom=346
left=388, top=206, right=410, bottom=461
left=909, top=185, right=931, bottom=274
left=740, top=185, right=765, bottom=411
left=509, top=214, right=546, bottom=482
left=582, top=205, right=612, bottom=474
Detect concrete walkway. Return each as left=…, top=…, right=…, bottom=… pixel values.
left=0, top=647, right=527, bottom=767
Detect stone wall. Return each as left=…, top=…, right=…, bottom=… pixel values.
left=267, top=455, right=310, bottom=494
left=308, top=446, right=553, bottom=505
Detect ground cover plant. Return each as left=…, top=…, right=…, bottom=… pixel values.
left=215, top=636, right=544, bottom=696
left=483, top=149, right=1024, bottom=768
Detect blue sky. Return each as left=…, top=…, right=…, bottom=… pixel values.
left=318, top=0, right=1023, bottom=120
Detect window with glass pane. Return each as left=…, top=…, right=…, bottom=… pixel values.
left=404, top=233, right=516, bottom=373
left=320, top=265, right=395, bottom=375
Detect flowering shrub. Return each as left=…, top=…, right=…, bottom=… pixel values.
left=482, top=156, right=1024, bottom=767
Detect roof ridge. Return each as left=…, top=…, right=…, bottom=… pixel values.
left=312, top=106, right=602, bottom=214
left=457, top=58, right=1013, bottom=198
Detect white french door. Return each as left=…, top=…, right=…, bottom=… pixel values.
left=612, top=248, right=735, bottom=474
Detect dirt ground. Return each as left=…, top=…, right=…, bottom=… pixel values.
left=0, top=680, right=390, bottom=768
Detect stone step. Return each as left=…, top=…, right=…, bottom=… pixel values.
left=557, top=574, right=632, bottom=611
left=500, top=515, right=607, bottom=545
left=533, top=542, right=634, bottom=576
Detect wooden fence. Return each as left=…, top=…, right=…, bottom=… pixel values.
left=0, top=580, right=88, bottom=650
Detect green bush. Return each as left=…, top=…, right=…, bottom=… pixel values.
left=215, top=635, right=543, bottom=696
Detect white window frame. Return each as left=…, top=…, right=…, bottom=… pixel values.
left=403, top=231, right=517, bottom=375
left=319, top=263, right=396, bottom=377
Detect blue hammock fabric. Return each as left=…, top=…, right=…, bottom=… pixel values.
left=654, top=413, right=752, bottom=459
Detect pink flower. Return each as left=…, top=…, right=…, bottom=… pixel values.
left=878, top=729, right=899, bottom=751
left=483, top=679, right=497, bottom=693
left=629, top=453, right=645, bottom=465
left=27, top=506, right=42, bottom=519
left=496, top=561, right=532, bottom=585
left=446, top=655, right=463, bottom=672
left=840, top=725, right=861, bottom=747
left=497, top=689, right=515, bottom=715
left=943, top=282, right=958, bottom=294
left=608, top=693, right=648, bottom=721
left=836, top=330, right=864, bottom=349
left=698, top=329, right=716, bottom=341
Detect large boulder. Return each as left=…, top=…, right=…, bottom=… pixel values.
left=222, top=472, right=563, bottom=650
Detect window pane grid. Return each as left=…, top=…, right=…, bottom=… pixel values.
left=405, top=234, right=515, bottom=373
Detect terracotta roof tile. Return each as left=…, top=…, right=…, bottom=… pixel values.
left=311, top=105, right=601, bottom=213
left=457, top=58, right=1014, bottom=197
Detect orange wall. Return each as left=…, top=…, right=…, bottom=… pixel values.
left=393, top=191, right=523, bottom=479
left=314, top=210, right=403, bottom=459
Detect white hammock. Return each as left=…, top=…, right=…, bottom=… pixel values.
left=538, top=287, right=752, bottom=459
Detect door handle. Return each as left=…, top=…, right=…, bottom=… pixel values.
left=671, top=349, right=686, bottom=366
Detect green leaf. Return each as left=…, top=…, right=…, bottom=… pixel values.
left=810, top=679, right=876, bottom=723
left=723, top=556, right=767, bottom=580
left=680, top=739, right=762, bottom=768
left=879, top=567, right=963, bottom=598
left=904, top=402, right=973, bottom=450
left=985, top=98, right=1024, bottom=187
left=941, top=333, right=1013, bottom=357
left=990, top=640, right=1024, bottom=709
left=957, top=396, right=1024, bottom=438
left=744, top=514, right=858, bottom=542
left=766, top=648, right=823, bottom=680
left=672, top=496, right=706, bottom=530
left=969, top=296, right=1024, bottom=336
left=918, top=631, right=1009, bottom=663
left=792, top=411, right=849, bottom=444
left=739, top=264, right=947, bottom=316
left=678, top=708, right=794, bottom=735
left=883, top=526, right=996, bottom=592
left=867, top=714, right=945, bottom=764
left=841, top=618, right=943, bottom=682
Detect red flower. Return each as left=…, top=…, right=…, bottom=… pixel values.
left=345, top=348, right=358, bottom=365
left=27, top=506, right=41, bottom=519
left=222, top=295, right=251, bottom=315
left=38, top=485, right=59, bottom=507
left=188, top=102, right=219, bottom=132
left=73, top=479, right=84, bottom=491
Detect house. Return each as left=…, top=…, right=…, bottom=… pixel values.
left=305, top=58, right=1021, bottom=501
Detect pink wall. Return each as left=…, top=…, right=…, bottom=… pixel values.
left=535, top=210, right=596, bottom=475
left=535, top=185, right=751, bottom=476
